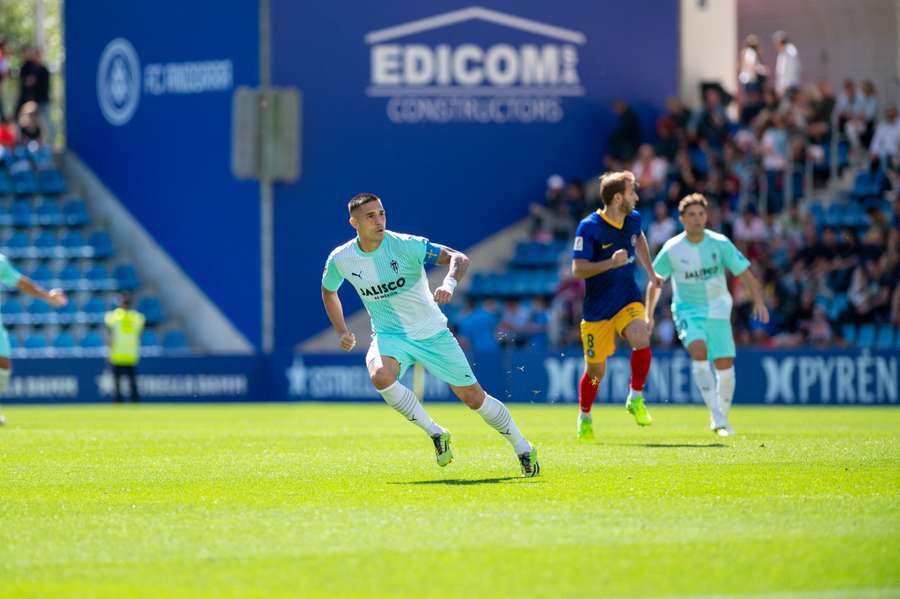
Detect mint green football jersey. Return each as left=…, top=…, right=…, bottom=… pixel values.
left=0, top=253, right=23, bottom=326
left=652, top=230, right=750, bottom=320
left=322, top=231, right=447, bottom=340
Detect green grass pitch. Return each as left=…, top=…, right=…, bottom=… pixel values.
left=1, top=403, right=898, bottom=598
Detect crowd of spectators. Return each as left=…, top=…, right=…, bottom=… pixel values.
left=0, top=42, right=54, bottom=152
left=455, top=31, right=899, bottom=354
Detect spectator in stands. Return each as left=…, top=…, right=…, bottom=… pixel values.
left=607, top=99, right=642, bottom=165
left=738, top=34, right=767, bottom=95
left=497, top=299, right=531, bottom=349
left=845, top=80, right=879, bottom=161
left=654, top=114, right=680, bottom=162
left=15, top=47, right=51, bottom=146
left=0, top=115, right=16, bottom=149
left=631, top=144, right=667, bottom=200
left=772, top=31, right=801, bottom=97
left=835, top=79, right=862, bottom=133
left=760, top=113, right=789, bottom=173
left=457, top=297, right=499, bottom=353
left=692, top=87, right=730, bottom=150
left=805, top=81, right=836, bottom=144
left=848, top=259, right=891, bottom=323
left=664, top=96, right=691, bottom=131
left=104, top=293, right=145, bottom=403
left=733, top=204, right=768, bottom=248
left=647, top=201, right=677, bottom=254
left=17, top=101, right=41, bottom=144
left=869, top=105, right=899, bottom=167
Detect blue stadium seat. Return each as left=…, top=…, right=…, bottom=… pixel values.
left=1, top=297, right=25, bottom=325
left=828, top=294, right=849, bottom=322
left=29, top=264, right=55, bottom=285
left=57, top=264, right=83, bottom=289
left=3, top=231, right=31, bottom=258
left=23, top=332, right=48, bottom=350
left=63, top=199, right=90, bottom=226
left=856, top=324, right=876, bottom=348
left=89, top=231, right=113, bottom=258
left=852, top=170, right=884, bottom=198
left=162, top=330, right=188, bottom=351
left=137, top=296, right=165, bottom=326
left=61, top=230, right=88, bottom=257
left=33, top=231, right=58, bottom=257
left=85, top=264, right=114, bottom=290
left=27, top=298, right=53, bottom=324
left=141, top=329, right=160, bottom=348
left=841, top=323, right=857, bottom=345
left=83, top=297, right=109, bottom=322
left=12, top=170, right=38, bottom=196
left=114, top=264, right=139, bottom=290
left=875, top=325, right=895, bottom=350
left=0, top=171, right=10, bottom=196
left=79, top=331, right=105, bottom=349
left=37, top=169, right=66, bottom=195
left=55, top=297, right=78, bottom=324
left=8, top=331, right=20, bottom=349
left=52, top=331, right=76, bottom=350
left=29, top=145, right=54, bottom=169
left=11, top=198, right=33, bottom=227
left=35, top=200, right=64, bottom=226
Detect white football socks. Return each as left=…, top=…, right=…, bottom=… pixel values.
left=716, top=367, right=736, bottom=416
left=476, top=393, right=531, bottom=455
left=377, top=380, right=444, bottom=437
left=692, top=361, right=725, bottom=429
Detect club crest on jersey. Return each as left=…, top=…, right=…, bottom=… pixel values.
left=711, top=252, right=718, bottom=262
left=390, top=259, right=399, bottom=274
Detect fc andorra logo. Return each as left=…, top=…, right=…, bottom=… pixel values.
left=97, top=38, right=141, bottom=126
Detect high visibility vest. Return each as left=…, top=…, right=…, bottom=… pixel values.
left=104, top=308, right=145, bottom=366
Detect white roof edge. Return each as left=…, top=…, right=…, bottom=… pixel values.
left=364, top=6, right=586, bottom=45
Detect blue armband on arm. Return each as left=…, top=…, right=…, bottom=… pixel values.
left=424, top=242, right=443, bottom=265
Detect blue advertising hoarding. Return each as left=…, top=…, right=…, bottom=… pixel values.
left=5, top=349, right=895, bottom=405
left=270, top=1, right=680, bottom=348
left=65, top=1, right=262, bottom=346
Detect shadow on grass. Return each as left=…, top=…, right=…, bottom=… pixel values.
left=598, top=442, right=729, bottom=448
left=390, top=476, right=531, bottom=486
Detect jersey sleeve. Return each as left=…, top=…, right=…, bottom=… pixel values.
left=723, top=238, right=751, bottom=275
left=630, top=210, right=643, bottom=232
left=652, top=246, right=673, bottom=279
left=399, top=234, right=431, bottom=265
left=321, top=253, right=344, bottom=291
left=0, top=255, right=23, bottom=288
left=572, top=220, right=594, bottom=260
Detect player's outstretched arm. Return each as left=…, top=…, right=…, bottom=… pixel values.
left=433, top=246, right=468, bottom=305
left=321, top=286, right=356, bottom=351
left=738, top=269, right=770, bottom=324
left=17, top=276, right=67, bottom=308
left=636, top=232, right=664, bottom=288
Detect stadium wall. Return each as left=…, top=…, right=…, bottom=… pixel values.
left=3, top=349, right=896, bottom=405
left=64, top=1, right=262, bottom=347
left=64, top=2, right=679, bottom=351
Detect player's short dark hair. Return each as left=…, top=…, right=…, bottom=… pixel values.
left=678, top=193, right=708, bottom=215
left=348, top=192, right=380, bottom=214
left=598, top=171, right=635, bottom=208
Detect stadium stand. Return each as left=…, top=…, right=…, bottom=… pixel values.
left=0, top=142, right=190, bottom=356
left=451, top=81, right=899, bottom=354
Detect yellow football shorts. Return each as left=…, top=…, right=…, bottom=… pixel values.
left=580, top=302, right=645, bottom=364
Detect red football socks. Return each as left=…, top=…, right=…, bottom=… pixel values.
left=630, top=347, right=652, bottom=392
left=579, top=371, right=599, bottom=413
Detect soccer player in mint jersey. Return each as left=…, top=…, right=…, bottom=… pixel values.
left=645, top=194, right=769, bottom=436
left=0, top=253, right=68, bottom=425
left=572, top=171, right=663, bottom=439
left=321, top=193, right=539, bottom=477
